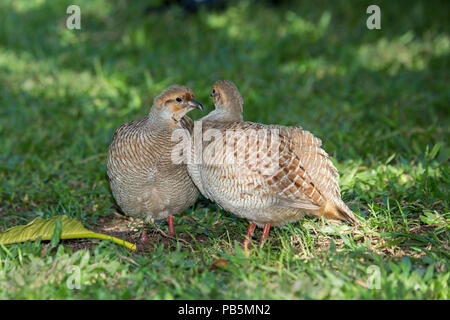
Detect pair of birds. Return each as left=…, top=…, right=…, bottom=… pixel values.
left=107, top=81, right=358, bottom=248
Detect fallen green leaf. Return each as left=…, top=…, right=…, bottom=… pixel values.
left=0, top=215, right=136, bottom=251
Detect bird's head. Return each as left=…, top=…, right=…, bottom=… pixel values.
left=152, top=85, right=203, bottom=126
left=209, top=80, right=243, bottom=121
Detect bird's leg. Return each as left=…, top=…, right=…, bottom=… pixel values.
left=243, top=222, right=256, bottom=250
left=141, top=222, right=149, bottom=245
left=259, top=223, right=271, bottom=247
left=167, top=215, right=175, bottom=236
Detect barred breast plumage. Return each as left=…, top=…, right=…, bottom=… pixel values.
left=107, top=85, right=202, bottom=238
left=187, top=80, right=358, bottom=246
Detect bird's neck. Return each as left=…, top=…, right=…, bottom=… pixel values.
left=201, top=108, right=243, bottom=122
left=147, top=106, right=184, bottom=130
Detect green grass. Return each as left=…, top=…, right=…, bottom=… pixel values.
left=0, top=0, right=449, bottom=299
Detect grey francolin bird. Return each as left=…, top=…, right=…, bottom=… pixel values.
left=187, top=80, right=358, bottom=248
left=107, top=85, right=203, bottom=242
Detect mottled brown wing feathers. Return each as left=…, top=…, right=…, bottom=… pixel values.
left=197, top=120, right=357, bottom=224
left=265, top=133, right=327, bottom=209
left=200, top=121, right=340, bottom=209
left=276, top=125, right=357, bottom=223
left=281, top=127, right=341, bottom=199
left=108, top=117, right=165, bottom=177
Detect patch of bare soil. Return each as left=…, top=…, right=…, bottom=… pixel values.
left=62, top=213, right=211, bottom=254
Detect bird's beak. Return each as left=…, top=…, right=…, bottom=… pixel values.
left=186, top=99, right=203, bottom=111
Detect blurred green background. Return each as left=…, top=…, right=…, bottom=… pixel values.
left=0, top=0, right=448, bottom=299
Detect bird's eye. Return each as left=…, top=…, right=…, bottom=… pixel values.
left=212, top=89, right=216, bottom=94
left=176, top=97, right=182, bottom=102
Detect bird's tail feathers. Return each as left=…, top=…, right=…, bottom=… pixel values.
left=320, top=200, right=359, bottom=225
